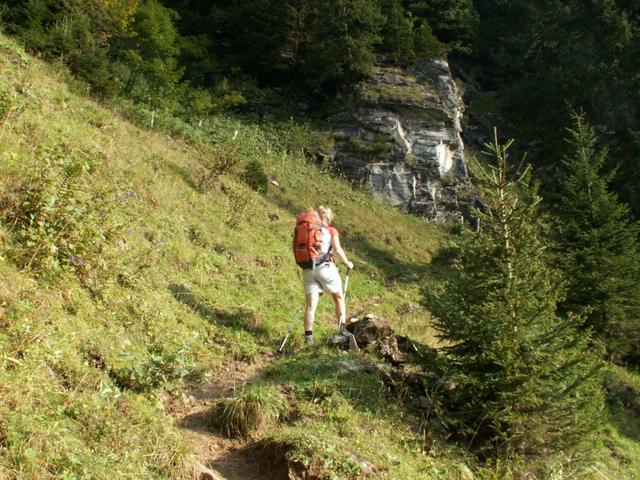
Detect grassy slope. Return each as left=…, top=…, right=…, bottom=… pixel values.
left=0, top=33, right=443, bottom=479
left=0, top=34, right=638, bottom=479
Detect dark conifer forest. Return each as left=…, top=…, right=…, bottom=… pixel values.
left=3, top=1, right=638, bottom=214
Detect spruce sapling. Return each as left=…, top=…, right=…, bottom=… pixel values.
left=427, top=130, right=604, bottom=473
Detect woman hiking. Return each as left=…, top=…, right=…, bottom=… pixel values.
left=294, top=205, right=354, bottom=344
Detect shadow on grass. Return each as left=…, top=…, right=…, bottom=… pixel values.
left=419, top=242, right=462, bottom=308
left=166, top=162, right=197, bottom=190
left=179, top=410, right=267, bottom=479
left=207, top=443, right=266, bottom=480
left=265, top=344, right=439, bottom=421
left=168, top=283, right=268, bottom=336
left=349, top=233, right=430, bottom=285
left=608, top=402, right=640, bottom=443
left=605, top=374, right=640, bottom=443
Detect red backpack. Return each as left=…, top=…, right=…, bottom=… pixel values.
left=293, top=210, right=331, bottom=269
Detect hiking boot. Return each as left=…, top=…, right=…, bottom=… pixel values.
left=305, top=334, right=315, bottom=344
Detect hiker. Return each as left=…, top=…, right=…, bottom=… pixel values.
left=294, top=205, right=353, bottom=344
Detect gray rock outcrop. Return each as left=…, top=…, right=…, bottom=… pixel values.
left=331, top=59, right=470, bottom=221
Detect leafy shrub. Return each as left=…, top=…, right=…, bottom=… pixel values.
left=239, top=160, right=269, bottom=193
left=3, top=145, right=120, bottom=277
left=209, top=78, right=247, bottom=112
left=267, top=120, right=334, bottom=157
left=209, top=383, right=287, bottom=438
left=111, top=99, right=210, bottom=145
left=108, top=343, right=196, bottom=393
left=224, top=185, right=253, bottom=228
left=196, top=143, right=241, bottom=192
left=0, top=84, right=18, bottom=121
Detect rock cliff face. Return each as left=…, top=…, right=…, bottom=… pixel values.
left=331, top=59, right=470, bottom=221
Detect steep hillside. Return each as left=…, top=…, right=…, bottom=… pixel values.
left=1, top=33, right=639, bottom=480
left=0, top=33, right=443, bottom=478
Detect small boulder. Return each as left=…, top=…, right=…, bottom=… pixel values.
left=380, top=336, right=408, bottom=365
left=347, top=314, right=394, bottom=348
left=347, top=315, right=408, bottom=363
left=327, top=334, right=350, bottom=349
left=348, top=454, right=374, bottom=476
left=457, top=463, right=474, bottom=480
left=192, top=463, right=224, bottom=480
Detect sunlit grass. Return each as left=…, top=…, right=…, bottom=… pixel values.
left=0, top=32, right=442, bottom=478
left=0, top=31, right=637, bottom=480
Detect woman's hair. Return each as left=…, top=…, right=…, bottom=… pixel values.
left=315, top=205, right=334, bottom=224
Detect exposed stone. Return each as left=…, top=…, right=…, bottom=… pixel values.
left=336, top=360, right=375, bottom=375
left=327, top=333, right=350, bottom=349
left=417, top=396, right=432, bottom=409
left=349, top=454, right=374, bottom=476
left=380, top=336, right=409, bottom=365
left=458, top=463, right=475, bottom=480
left=331, top=59, right=471, bottom=222
left=344, top=315, right=411, bottom=364
left=346, top=315, right=394, bottom=348
left=429, top=417, right=446, bottom=435
left=192, top=463, right=224, bottom=480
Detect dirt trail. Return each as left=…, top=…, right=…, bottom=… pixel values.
left=166, top=353, right=275, bottom=480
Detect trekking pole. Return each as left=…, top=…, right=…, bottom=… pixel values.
left=343, top=270, right=350, bottom=302
left=277, top=303, right=304, bottom=354
left=340, top=268, right=359, bottom=351
left=339, top=269, right=351, bottom=333
left=338, top=268, right=351, bottom=333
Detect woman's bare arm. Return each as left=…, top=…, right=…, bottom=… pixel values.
left=332, top=235, right=353, bottom=269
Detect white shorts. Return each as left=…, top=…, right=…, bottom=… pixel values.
left=303, top=263, right=343, bottom=296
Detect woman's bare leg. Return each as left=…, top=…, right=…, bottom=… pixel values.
left=331, top=292, right=345, bottom=330
left=304, top=292, right=320, bottom=332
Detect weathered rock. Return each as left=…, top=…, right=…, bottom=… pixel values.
left=380, top=336, right=409, bottom=365
left=457, top=463, right=475, bottom=480
left=346, top=314, right=393, bottom=347
left=327, top=333, right=350, bottom=349
left=331, top=59, right=471, bottom=222
left=192, top=463, right=225, bottom=480
left=345, top=314, right=409, bottom=363
left=348, top=454, right=375, bottom=476
left=336, top=360, right=375, bottom=375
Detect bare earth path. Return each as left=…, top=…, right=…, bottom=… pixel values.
left=166, top=353, right=276, bottom=480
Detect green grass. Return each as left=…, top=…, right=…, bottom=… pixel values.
left=209, top=383, right=287, bottom=438
left=0, top=33, right=442, bottom=478
left=0, top=32, right=638, bottom=480
left=360, top=67, right=438, bottom=105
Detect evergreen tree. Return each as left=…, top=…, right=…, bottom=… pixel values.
left=551, top=114, right=640, bottom=364
left=160, top=0, right=218, bottom=87
left=406, top=0, right=476, bottom=53
left=1, top=0, right=184, bottom=105
left=378, top=0, right=415, bottom=64
left=427, top=132, right=603, bottom=470
left=299, top=0, right=383, bottom=91
left=112, top=0, right=185, bottom=109
left=473, top=0, right=640, bottom=216
left=1, top=0, right=138, bottom=96
left=207, top=0, right=384, bottom=94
